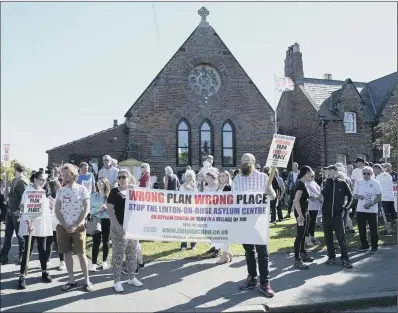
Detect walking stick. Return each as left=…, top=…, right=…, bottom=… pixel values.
left=24, top=226, right=33, bottom=276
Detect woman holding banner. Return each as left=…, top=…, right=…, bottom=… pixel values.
left=90, top=177, right=111, bottom=272
left=18, top=171, right=53, bottom=289
left=106, top=168, right=143, bottom=293
left=179, top=169, right=198, bottom=251
left=215, top=170, right=233, bottom=264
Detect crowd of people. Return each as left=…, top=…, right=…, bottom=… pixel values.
left=0, top=153, right=396, bottom=298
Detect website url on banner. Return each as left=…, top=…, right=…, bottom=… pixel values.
left=162, top=235, right=229, bottom=241
left=162, top=228, right=228, bottom=235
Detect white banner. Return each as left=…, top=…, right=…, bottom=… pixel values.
left=383, top=144, right=391, bottom=159
left=23, top=190, right=46, bottom=220
left=123, top=187, right=269, bottom=245
left=266, top=134, right=296, bottom=168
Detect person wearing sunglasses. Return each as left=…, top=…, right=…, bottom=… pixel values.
left=106, top=169, right=143, bottom=293
left=98, top=155, right=119, bottom=188
left=17, top=171, right=54, bottom=289
left=353, top=166, right=382, bottom=254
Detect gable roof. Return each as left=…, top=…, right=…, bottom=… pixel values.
left=317, top=79, right=373, bottom=121
left=124, top=18, right=274, bottom=117
left=301, top=77, right=366, bottom=109
left=361, top=72, right=397, bottom=117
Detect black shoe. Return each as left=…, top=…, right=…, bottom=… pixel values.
left=294, top=259, right=309, bottom=270
left=211, top=249, right=221, bottom=258
left=0, top=254, right=8, bottom=265
left=300, top=252, right=314, bottom=263
left=278, top=218, right=284, bottom=223
left=135, top=267, right=139, bottom=274
left=239, top=276, right=258, bottom=290
left=18, top=276, right=26, bottom=290
left=342, top=258, right=353, bottom=268
left=41, top=272, right=53, bottom=283
left=139, top=262, right=145, bottom=268
left=370, top=248, right=378, bottom=255
left=207, top=247, right=216, bottom=254
left=356, top=246, right=370, bottom=252
left=325, top=257, right=336, bottom=265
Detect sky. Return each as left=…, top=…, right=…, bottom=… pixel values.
left=1, top=2, right=397, bottom=170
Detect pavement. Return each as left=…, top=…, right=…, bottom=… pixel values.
left=0, top=232, right=397, bottom=312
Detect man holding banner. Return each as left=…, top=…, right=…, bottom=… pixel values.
left=234, top=153, right=276, bottom=298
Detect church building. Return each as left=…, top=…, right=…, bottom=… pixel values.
left=46, top=7, right=276, bottom=180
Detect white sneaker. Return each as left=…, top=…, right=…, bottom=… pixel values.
left=102, top=262, right=110, bottom=270
left=127, top=277, right=143, bottom=287
left=89, top=264, right=98, bottom=272
left=114, top=282, right=124, bottom=293
left=58, top=261, right=66, bottom=271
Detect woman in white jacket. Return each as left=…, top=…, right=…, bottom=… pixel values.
left=18, top=171, right=53, bottom=289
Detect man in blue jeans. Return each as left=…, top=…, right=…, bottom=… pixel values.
left=0, top=162, right=28, bottom=265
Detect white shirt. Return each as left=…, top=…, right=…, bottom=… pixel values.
left=354, top=179, right=382, bottom=214
left=98, top=166, right=119, bottom=187
left=292, top=172, right=298, bottom=184
left=376, top=172, right=395, bottom=201
left=19, top=186, right=53, bottom=237
left=56, top=183, right=90, bottom=226
left=232, top=171, right=276, bottom=199
left=351, top=167, right=363, bottom=184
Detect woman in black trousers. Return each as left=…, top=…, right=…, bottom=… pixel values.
left=293, top=166, right=314, bottom=270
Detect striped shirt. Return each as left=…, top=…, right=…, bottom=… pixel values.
left=232, top=170, right=276, bottom=199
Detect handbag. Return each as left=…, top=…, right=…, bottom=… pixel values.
left=86, top=212, right=102, bottom=235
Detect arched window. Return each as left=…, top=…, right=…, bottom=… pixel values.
left=200, top=120, right=213, bottom=165
left=176, top=119, right=191, bottom=166
left=222, top=121, right=235, bottom=167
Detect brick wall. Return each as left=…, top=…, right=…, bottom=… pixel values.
left=125, top=25, right=275, bottom=181
left=276, top=87, right=323, bottom=171
left=324, top=83, right=375, bottom=165
left=47, top=125, right=128, bottom=167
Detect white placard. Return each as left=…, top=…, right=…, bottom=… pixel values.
left=23, top=190, right=46, bottom=220
left=383, top=144, right=391, bottom=159
left=266, top=134, right=296, bottom=168
left=123, top=187, right=269, bottom=245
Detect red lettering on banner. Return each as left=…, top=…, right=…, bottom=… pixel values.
left=194, top=194, right=234, bottom=205
left=129, top=190, right=165, bottom=203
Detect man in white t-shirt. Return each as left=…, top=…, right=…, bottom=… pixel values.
left=55, top=163, right=93, bottom=292
left=373, top=164, right=396, bottom=234
left=353, top=166, right=382, bottom=254
left=98, top=155, right=119, bottom=187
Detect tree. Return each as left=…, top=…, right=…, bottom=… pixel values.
left=1, top=160, right=32, bottom=182
left=374, top=104, right=397, bottom=160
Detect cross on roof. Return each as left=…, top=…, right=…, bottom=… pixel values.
left=198, top=7, right=209, bottom=23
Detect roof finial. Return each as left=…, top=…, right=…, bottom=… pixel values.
left=198, top=6, right=209, bottom=27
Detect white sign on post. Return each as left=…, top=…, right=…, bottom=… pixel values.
left=266, top=134, right=296, bottom=169
left=23, top=190, right=46, bottom=220
left=2, top=144, right=10, bottom=165
left=383, top=144, right=391, bottom=159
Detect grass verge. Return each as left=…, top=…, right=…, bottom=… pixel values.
left=85, top=208, right=397, bottom=263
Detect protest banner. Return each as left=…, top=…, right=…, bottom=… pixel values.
left=123, top=187, right=269, bottom=245
left=266, top=134, right=296, bottom=169
left=23, top=190, right=46, bottom=220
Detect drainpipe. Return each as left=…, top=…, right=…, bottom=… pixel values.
left=323, top=119, right=328, bottom=166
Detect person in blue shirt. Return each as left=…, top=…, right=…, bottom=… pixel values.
left=78, top=162, right=95, bottom=194
left=89, top=177, right=111, bottom=272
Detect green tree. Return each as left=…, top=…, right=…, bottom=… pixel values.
left=374, top=104, right=397, bottom=159
left=1, top=160, right=31, bottom=182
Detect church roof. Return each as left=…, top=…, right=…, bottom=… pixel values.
left=301, top=77, right=366, bottom=108
left=360, top=72, right=397, bottom=118
left=124, top=7, right=273, bottom=118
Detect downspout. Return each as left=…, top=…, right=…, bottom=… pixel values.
left=323, top=119, right=328, bottom=166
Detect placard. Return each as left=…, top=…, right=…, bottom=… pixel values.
left=23, top=190, right=46, bottom=220
left=383, top=144, right=391, bottom=159
left=123, top=187, right=269, bottom=245
left=266, top=134, right=296, bottom=168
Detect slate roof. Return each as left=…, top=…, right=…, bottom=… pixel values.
left=361, top=72, right=397, bottom=117
left=317, top=79, right=374, bottom=121
left=301, top=77, right=366, bottom=108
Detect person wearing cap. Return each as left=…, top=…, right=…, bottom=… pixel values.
left=321, top=165, right=353, bottom=268
left=98, top=155, right=119, bottom=188
left=353, top=166, right=382, bottom=254
left=373, top=164, right=396, bottom=234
